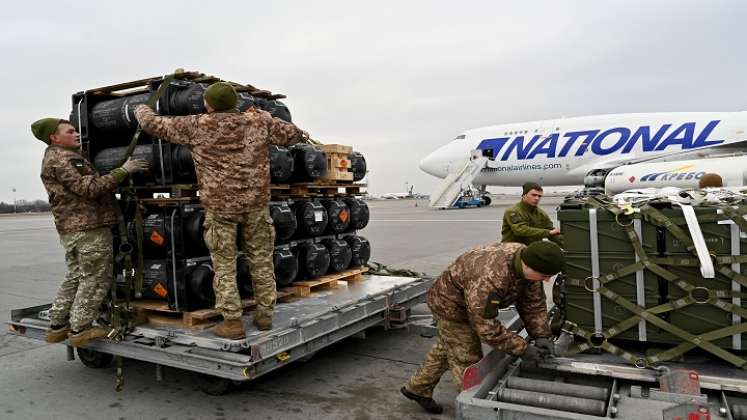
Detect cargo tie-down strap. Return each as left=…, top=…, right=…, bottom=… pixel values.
left=557, top=195, right=747, bottom=369
left=110, top=72, right=178, bottom=336
left=366, top=261, right=428, bottom=278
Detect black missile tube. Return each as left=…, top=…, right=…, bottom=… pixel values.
left=290, top=144, right=327, bottom=181
left=349, top=151, right=367, bottom=181
left=262, top=99, right=292, bottom=122
left=297, top=242, right=331, bottom=279
left=270, top=202, right=297, bottom=242
left=293, top=199, right=328, bottom=237
left=165, top=82, right=207, bottom=115
left=93, top=144, right=196, bottom=185
left=321, top=199, right=351, bottom=234
left=90, top=92, right=150, bottom=133
left=274, top=245, right=299, bottom=286
left=188, top=263, right=216, bottom=307
left=345, top=235, right=371, bottom=267
left=141, top=260, right=171, bottom=300
left=321, top=238, right=352, bottom=273
left=342, top=197, right=369, bottom=231
left=269, top=145, right=294, bottom=183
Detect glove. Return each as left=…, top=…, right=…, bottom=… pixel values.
left=121, top=158, right=149, bottom=174
left=523, top=343, right=551, bottom=362
left=534, top=337, right=556, bottom=357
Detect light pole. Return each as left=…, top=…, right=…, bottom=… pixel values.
left=12, top=187, right=16, bottom=213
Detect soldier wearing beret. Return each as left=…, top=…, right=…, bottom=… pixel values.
left=501, top=182, right=564, bottom=248
left=401, top=241, right=563, bottom=414
left=134, top=82, right=304, bottom=339
left=32, top=118, right=147, bottom=347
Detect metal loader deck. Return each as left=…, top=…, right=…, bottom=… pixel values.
left=456, top=315, right=747, bottom=420
left=8, top=275, right=431, bottom=386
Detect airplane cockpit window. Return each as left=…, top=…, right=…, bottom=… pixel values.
left=454, top=134, right=466, bottom=140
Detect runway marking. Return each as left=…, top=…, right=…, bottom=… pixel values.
left=369, top=219, right=499, bottom=222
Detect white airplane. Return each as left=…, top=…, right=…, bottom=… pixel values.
left=419, top=112, right=747, bottom=197
left=381, top=193, right=410, bottom=199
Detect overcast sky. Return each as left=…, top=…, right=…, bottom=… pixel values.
left=1, top=0, right=746, bottom=202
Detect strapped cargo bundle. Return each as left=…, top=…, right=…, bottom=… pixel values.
left=555, top=188, right=747, bottom=368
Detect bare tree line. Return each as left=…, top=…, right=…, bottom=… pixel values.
left=0, top=200, right=50, bottom=214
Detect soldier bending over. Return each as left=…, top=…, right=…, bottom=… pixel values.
left=401, top=241, right=563, bottom=414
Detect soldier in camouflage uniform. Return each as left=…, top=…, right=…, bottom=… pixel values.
left=134, top=82, right=303, bottom=339
left=501, top=182, right=564, bottom=248
left=32, top=118, right=146, bottom=347
left=401, top=241, right=564, bottom=414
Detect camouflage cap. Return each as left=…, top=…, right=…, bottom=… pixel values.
left=520, top=241, right=564, bottom=275
left=522, top=182, right=542, bottom=195
left=204, top=82, right=238, bottom=112
left=698, top=173, right=723, bottom=188
left=31, top=118, right=62, bottom=144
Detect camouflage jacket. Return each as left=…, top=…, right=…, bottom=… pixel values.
left=501, top=201, right=564, bottom=247
left=427, top=242, right=552, bottom=356
left=135, top=105, right=301, bottom=213
left=40, top=146, right=123, bottom=234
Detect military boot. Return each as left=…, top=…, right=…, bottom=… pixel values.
left=400, top=386, right=443, bottom=414
left=68, top=326, right=110, bottom=347
left=214, top=318, right=246, bottom=340
left=44, top=324, right=70, bottom=343
left=252, top=312, right=272, bottom=331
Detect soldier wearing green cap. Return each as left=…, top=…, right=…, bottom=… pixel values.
left=401, top=241, right=563, bottom=414
left=32, top=118, right=147, bottom=347
left=134, top=81, right=305, bottom=339
left=501, top=181, right=564, bottom=248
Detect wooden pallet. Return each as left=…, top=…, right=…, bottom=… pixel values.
left=88, top=70, right=285, bottom=99
left=272, top=182, right=367, bottom=198
left=291, top=266, right=368, bottom=297
left=131, top=288, right=295, bottom=329
left=129, top=181, right=366, bottom=201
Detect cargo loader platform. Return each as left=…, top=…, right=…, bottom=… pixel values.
left=455, top=313, right=747, bottom=420
left=8, top=274, right=431, bottom=394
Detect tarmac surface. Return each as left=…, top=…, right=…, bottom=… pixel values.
left=0, top=196, right=563, bottom=420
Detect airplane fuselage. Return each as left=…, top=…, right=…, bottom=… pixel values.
left=419, top=112, right=747, bottom=186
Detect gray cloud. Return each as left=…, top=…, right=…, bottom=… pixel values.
left=1, top=0, right=745, bottom=202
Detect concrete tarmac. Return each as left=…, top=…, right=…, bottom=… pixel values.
left=0, top=196, right=563, bottom=420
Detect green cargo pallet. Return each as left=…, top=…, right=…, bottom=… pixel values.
left=556, top=194, right=747, bottom=368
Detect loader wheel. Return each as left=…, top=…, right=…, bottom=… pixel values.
left=193, top=372, right=234, bottom=396
left=482, top=195, right=492, bottom=206
left=77, top=348, right=113, bottom=368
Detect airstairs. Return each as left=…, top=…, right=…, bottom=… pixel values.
left=428, top=151, right=488, bottom=209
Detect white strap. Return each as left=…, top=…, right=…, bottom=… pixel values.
left=679, top=204, right=715, bottom=278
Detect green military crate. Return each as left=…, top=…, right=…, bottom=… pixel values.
left=562, top=292, right=661, bottom=342
left=564, top=252, right=659, bottom=297
left=664, top=264, right=746, bottom=349
left=652, top=205, right=747, bottom=255
left=557, top=195, right=747, bottom=366
left=562, top=252, right=660, bottom=342
left=558, top=200, right=658, bottom=254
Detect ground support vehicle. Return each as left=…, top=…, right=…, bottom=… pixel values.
left=455, top=312, right=747, bottom=420
left=8, top=274, right=431, bottom=395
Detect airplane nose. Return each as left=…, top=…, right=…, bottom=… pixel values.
left=419, top=147, right=449, bottom=178
left=418, top=153, right=438, bottom=177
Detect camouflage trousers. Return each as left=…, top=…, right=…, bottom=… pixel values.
left=203, top=208, right=276, bottom=320
left=406, top=315, right=483, bottom=398
left=48, top=227, right=114, bottom=331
